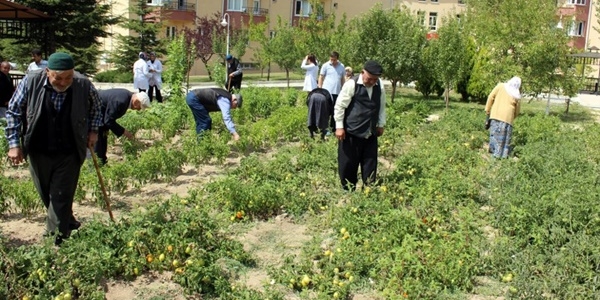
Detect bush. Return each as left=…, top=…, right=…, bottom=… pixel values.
left=93, top=69, right=133, bottom=83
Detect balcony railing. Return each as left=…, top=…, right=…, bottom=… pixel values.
left=164, top=1, right=195, bottom=11
left=241, top=6, right=269, bottom=16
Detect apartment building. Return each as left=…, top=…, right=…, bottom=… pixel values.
left=99, top=0, right=467, bottom=75
left=557, top=0, right=593, bottom=50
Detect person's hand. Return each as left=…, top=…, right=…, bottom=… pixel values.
left=87, top=131, right=98, bottom=148
left=335, top=128, right=345, bottom=141
left=229, top=73, right=234, bottom=78
left=7, top=147, right=24, bottom=165
left=376, top=127, right=384, bottom=137
left=122, top=130, right=135, bottom=140
left=232, top=132, right=240, bottom=141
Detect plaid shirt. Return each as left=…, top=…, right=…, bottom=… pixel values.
left=5, top=76, right=102, bottom=148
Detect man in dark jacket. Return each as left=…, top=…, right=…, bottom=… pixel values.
left=95, top=89, right=151, bottom=165
left=0, top=61, right=14, bottom=118
left=225, top=54, right=243, bottom=92
left=5, top=52, right=102, bottom=245
left=333, top=60, right=386, bottom=191
left=185, top=88, right=242, bottom=141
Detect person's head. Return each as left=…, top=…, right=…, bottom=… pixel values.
left=329, top=51, right=340, bottom=66
left=131, top=92, right=151, bottom=111
left=506, top=76, right=522, bottom=90
left=231, top=93, right=243, bottom=109
left=149, top=52, right=156, bottom=61
left=31, top=49, right=43, bottom=63
left=139, top=52, right=146, bottom=60
left=46, top=52, right=75, bottom=93
left=345, top=66, right=353, bottom=78
left=0, top=61, right=10, bottom=75
left=226, top=54, right=233, bottom=62
left=307, top=54, right=317, bottom=65
left=361, top=60, right=383, bottom=87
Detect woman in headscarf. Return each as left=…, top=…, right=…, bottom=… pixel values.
left=485, top=76, right=522, bottom=158
left=301, top=54, right=318, bottom=92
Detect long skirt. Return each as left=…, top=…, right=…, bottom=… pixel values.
left=489, top=119, right=513, bottom=158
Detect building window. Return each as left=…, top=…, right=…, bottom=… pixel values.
left=431, top=0, right=439, bottom=2
left=227, top=0, right=243, bottom=11
left=417, top=11, right=425, bottom=26
left=295, top=0, right=311, bottom=17
left=146, top=0, right=162, bottom=5
left=429, top=12, right=438, bottom=31
left=253, top=0, right=260, bottom=14
left=569, top=21, right=584, bottom=36
left=567, top=0, right=585, bottom=4
left=270, top=30, right=276, bottom=39
left=458, top=0, right=465, bottom=4
left=166, top=26, right=176, bottom=38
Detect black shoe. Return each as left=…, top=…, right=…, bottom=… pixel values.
left=69, top=220, right=81, bottom=231
left=54, top=234, right=69, bottom=246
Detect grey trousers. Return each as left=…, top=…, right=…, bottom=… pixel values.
left=28, top=151, right=82, bottom=236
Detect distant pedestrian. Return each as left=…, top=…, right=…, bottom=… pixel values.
left=334, top=60, right=386, bottom=191
left=0, top=61, right=14, bottom=118
left=95, top=89, right=151, bottom=165
left=485, top=76, right=521, bottom=158
left=301, top=54, right=319, bottom=92
left=186, top=88, right=243, bottom=141
left=147, top=52, right=163, bottom=102
left=306, top=88, right=333, bottom=139
left=225, top=54, right=243, bottom=92
left=318, top=51, right=345, bottom=131
left=26, top=49, right=48, bottom=74
left=133, top=52, right=151, bottom=93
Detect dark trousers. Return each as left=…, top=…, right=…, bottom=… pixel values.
left=338, top=133, right=378, bottom=190
left=186, top=92, right=212, bottom=134
left=148, top=85, right=162, bottom=102
left=329, top=94, right=338, bottom=130
left=138, top=88, right=146, bottom=93
left=28, top=151, right=82, bottom=236
left=226, top=77, right=242, bottom=92
left=94, top=128, right=109, bottom=165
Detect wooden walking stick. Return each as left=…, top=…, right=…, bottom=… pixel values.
left=227, top=77, right=231, bottom=92
left=87, top=145, right=115, bottom=222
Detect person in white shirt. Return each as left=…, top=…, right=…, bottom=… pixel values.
left=147, top=52, right=163, bottom=102
left=133, top=52, right=151, bottom=92
left=334, top=60, right=386, bottom=191
left=26, top=49, right=48, bottom=74
left=318, top=51, right=345, bottom=130
left=301, top=54, right=318, bottom=92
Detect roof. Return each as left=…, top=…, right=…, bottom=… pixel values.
left=0, top=0, right=50, bottom=20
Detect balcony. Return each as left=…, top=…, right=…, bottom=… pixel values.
left=164, top=1, right=195, bottom=12
left=241, top=6, right=269, bottom=16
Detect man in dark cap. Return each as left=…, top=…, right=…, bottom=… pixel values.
left=5, top=52, right=102, bottom=245
left=95, top=89, right=151, bottom=165
left=333, top=60, right=386, bottom=191
left=225, top=54, right=243, bottom=92
left=185, top=87, right=242, bottom=141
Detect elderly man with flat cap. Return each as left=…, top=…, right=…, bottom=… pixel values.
left=333, top=60, right=386, bottom=191
left=225, top=54, right=243, bottom=92
left=95, top=89, right=151, bottom=165
left=5, top=52, right=102, bottom=245
left=185, top=87, right=242, bottom=141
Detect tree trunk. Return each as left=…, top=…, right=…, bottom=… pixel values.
left=391, top=79, right=398, bottom=103
left=445, top=84, right=450, bottom=111
left=286, top=69, right=290, bottom=88
left=565, top=97, right=571, bottom=114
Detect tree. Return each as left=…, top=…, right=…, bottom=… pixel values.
left=182, top=13, right=227, bottom=81
left=110, top=0, right=164, bottom=72
left=466, top=0, right=573, bottom=99
left=267, top=17, right=302, bottom=87
left=430, top=16, right=468, bottom=110
left=295, top=1, right=339, bottom=64
left=344, top=5, right=426, bottom=102
left=163, top=35, right=196, bottom=99
left=18, top=0, right=120, bottom=75
left=248, top=17, right=273, bottom=79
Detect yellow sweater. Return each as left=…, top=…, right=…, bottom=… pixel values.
left=485, top=83, right=520, bottom=125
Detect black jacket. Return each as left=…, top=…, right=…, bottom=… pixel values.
left=98, top=89, right=133, bottom=137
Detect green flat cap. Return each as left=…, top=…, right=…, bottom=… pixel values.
left=47, top=52, right=74, bottom=70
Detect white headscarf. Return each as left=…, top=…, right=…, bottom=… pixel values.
left=504, top=76, right=521, bottom=100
